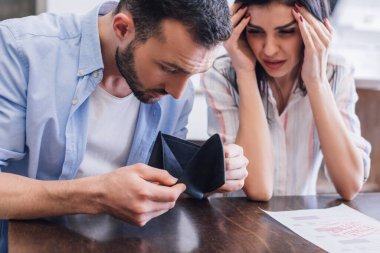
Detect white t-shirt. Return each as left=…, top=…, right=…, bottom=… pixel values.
left=76, top=85, right=140, bottom=178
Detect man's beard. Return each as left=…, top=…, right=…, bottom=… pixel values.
left=115, top=40, right=167, bottom=104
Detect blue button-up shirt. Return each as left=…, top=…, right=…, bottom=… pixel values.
left=0, top=2, right=194, bottom=180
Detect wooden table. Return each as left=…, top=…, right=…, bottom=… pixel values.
left=5, top=193, right=380, bottom=253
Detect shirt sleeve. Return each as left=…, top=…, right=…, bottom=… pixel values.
left=0, top=25, right=28, bottom=170
left=173, top=81, right=195, bottom=139
left=200, top=64, right=240, bottom=144
left=325, top=61, right=372, bottom=182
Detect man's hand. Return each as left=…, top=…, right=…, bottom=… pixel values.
left=216, top=144, right=249, bottom=193
left=98, top=163, right=186, bottom=226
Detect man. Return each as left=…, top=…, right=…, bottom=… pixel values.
left=0, top=0, right=248, bottom=226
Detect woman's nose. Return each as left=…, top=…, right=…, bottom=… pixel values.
left=263, top=37, right=279, bottom=57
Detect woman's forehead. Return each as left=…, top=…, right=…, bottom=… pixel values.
left=248, top=2, right=295, bottom=26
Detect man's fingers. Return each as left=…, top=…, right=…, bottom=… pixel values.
left=146, top=182, right=186, bottom=202
left=137, top=164, right=178, bottom=186
left=131, top=208, right=172, bottom=227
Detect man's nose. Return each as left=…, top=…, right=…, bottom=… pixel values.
left=165, top=75, right=190, bottom=99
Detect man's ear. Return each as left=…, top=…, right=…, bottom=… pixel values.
left=112, top=12, right=135, bottom=44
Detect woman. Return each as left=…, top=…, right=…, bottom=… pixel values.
left=201, top=0, right=371, bottom=201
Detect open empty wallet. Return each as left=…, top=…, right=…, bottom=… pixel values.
left=148, top=132, right=225, bottom=199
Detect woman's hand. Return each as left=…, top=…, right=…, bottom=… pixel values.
left=292, top=4, right=334, bottom=88
left=216, top=144, right=249, bottom=193
left=293, top=5, right=364, bottom=201
left=224, top=3, right=256, bottom=73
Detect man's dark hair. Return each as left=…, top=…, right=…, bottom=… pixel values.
left=114, top=0, right=232, bottom=49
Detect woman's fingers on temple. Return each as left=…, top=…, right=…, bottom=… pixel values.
left=234, top=13, right=251, bottom=35
left=295, top=5, right=324, bottom=30
left=297, top=11, right=325, bottom=50
left=324, top=18, right=334, bottom=34
left=231, top=5, right=248, bottom=28
left=292, top=9, right=314, bottom=49
left=294, top=5, right=332, bottom=47
left=307, top=22, right=325, bottom=51
left=306, top=18, right=330, bottom=47
left=293, top=10, right=328, bottom=60
left=230, top=2, right=243, bottom=15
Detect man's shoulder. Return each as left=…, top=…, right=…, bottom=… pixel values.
left=0, top=12, right=82, bottom=42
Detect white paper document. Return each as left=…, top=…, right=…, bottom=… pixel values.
left=263, top=204, right=380, bottom=253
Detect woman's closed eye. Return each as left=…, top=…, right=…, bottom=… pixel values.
left=278, top=28, right=297, bottom=37
left=246, top=28, right=264, bottom=35
left=279, top=28, right=296, bottom=35
left=246, top=28, right=297, bottom=36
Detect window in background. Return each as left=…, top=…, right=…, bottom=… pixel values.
left=331, top=0, right=380, bottom=88
left=46, top=0, right=107, bottom=14
left=0, top=0, right=35, bottom=20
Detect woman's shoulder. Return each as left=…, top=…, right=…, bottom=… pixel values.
left=326, top=53, right=357, bottom=95
left=203, top=54, right=236, bottom=87
left=212, top=54, right=233, bottom=72
left=202, top=54, right=240, bottom=101
left=327, top=53, right=354, bottom=77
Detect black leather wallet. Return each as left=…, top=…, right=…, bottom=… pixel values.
left=148, top=132, right=225, bottom=199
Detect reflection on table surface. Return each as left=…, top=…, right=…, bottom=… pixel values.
left=6, top=193, right=380, bottom=253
